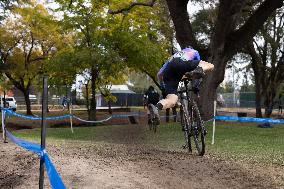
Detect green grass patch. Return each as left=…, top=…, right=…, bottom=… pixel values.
left=205, top=121, right=284, bottom=166
left=12, top=121, right=284, bottom=166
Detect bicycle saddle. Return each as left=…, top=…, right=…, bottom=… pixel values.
left=183, top=67, right=205, bottom=80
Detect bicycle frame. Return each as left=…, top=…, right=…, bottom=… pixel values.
left=177, top=78, right=206, bottom=156
left=177, top=79, right=193, bottom=151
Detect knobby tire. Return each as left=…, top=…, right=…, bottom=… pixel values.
left=180, top=99, right=192, bottom=153
left=190, top=101, right=205, bottom=156
left=148, top=104, right=157, bottom=133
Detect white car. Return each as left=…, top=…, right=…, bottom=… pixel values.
left=0, top=96, right=17, bottom=111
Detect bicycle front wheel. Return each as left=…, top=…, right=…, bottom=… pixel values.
left=190, top=101, right=205, bottom=156
left=180, top=99, right=192, bottom=153
left=148, top=104, right=157, bottom=133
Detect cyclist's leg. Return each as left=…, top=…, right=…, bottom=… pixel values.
left=146, top=104, right=151, bottom=124
left=158, top=94, right=178, bottom=110
left=197, top=60, right=214, bottom=73
left=156, top=79, right=179, bottom=110
left=147, top=103, right=160, bottom=125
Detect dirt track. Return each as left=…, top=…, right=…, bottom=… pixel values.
left=0, top=124, right=283, bottom=189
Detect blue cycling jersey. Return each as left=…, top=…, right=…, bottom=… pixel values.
left=157, top=47, right=200, bottom=81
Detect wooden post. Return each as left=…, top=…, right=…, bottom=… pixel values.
left=1, top=109, right=7, bottom=143
left=211, top=100, right=217, bottom=145
left=69, top=99, right=73, bottom=133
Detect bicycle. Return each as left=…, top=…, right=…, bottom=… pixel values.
left=177, top=72, right=206, bottom=156
left=147, top=103, right=159, bottom=133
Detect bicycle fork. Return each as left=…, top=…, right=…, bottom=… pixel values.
left=181, top=103, right=193, bottom=152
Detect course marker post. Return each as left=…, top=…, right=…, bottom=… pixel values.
left=212, top=100, right=216, bottom=145
left=1, top=109, right=7, bottom=143
left=39, top=75, right=48, bottom=189
left=69, top=100, right=73, bottom=133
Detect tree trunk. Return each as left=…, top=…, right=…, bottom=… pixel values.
left=108, top=101, right=112, bottom=114
left=89, top=67, right=98, bottom=121
left=84, top=83, right=90, bottom=118
left=264, top=102, right=273, bottom=118
left=200, top=52, right=229, bottom=120
left=165, top=0, right=198, bottom=50
left=247, top=42, right=263, bottom=118
left=22, top=89, right=33, bottom=115
left=264, top=87, right=277, bottom=117
left=164, top=0, right=283, bottom=120
left=264, top=97, right=274, bottom=118
left=254, top=81, right=263, bottom=117
left=199, top=77, right=218, bottom=120
left=65, top=84, right=70, bottom=111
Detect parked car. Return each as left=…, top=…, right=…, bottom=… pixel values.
left=0, top=96, right=17, bottom=111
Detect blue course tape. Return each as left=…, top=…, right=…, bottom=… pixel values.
left=45, top=115, right=71, bottom=121
left=5, top=109, right=71, bottom=121
left=111, top=114, right=139, bottom=118
left=44, top=154, right=66, bottom=189
left=5, top=130, right=42, bottom=155
left=5, top=130, right=66, bottom=189
left=4, top=108, right=140, bottom=123
left=214, top=116, right=284, bottom=124
left=5, top=109, right=42, bottom=120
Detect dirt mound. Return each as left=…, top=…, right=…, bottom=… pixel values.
left=0, top=124, right=282, bottom=189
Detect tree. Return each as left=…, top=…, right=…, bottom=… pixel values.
left=55, top=0, right=129, bottom=120
left=109, top=0, right=283, bottom=119
left=217, top=81, right=234, bottom=93
left=0, top=2, right=64, bottom=115
left=0, top=0, right=17, bottom=21
left=127, top=71, right=159, bottom=93
left=55, top=0, right=169, bottom=120
left=109, top=0, right=172, bottom=89
left=109, top=29, right=168, bottom=88
left=246, top=8, right=284, bottom=117
left=47, top=46, right=78, bottom=109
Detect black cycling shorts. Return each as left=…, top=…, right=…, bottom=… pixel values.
left=163, top=58, right=199, bottom=95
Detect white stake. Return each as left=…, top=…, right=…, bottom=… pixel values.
left=1, top=110, right=5, bottom=140
left=212, top=100, right=217, bottom=145
left=69, top=102, right=73, bottom=133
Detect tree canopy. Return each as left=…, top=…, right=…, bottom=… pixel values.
left=109, top=0, right=283, bottom=118
left=0, top=1, right=66, bottom=114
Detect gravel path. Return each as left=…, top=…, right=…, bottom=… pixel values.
left=0, top=124, right=283, bottom=189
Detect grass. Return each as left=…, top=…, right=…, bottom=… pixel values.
left=10, top=120, right=284, bottom=166
left=205, top=122, right=284, bottom=166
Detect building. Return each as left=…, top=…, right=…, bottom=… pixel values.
left=97, top=85, right=143, bottom=107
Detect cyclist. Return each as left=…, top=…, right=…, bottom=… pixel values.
left=144, top=86, right=160, bottom=124
left=153, top=46, right=214, bottom=123
left=61, top=96, right=68, bottom=111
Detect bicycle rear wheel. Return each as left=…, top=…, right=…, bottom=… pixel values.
left=180, top=100, right=192, bottom=153
left=148, top=104, right=157, bottom=133
left=190, top=101, right=205, bottom=156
